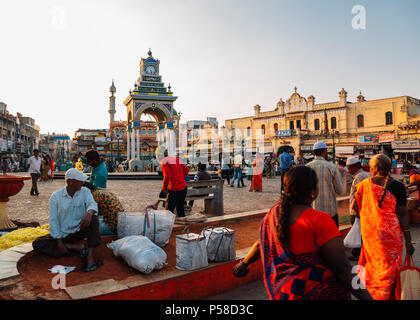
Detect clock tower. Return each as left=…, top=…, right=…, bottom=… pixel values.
left=124, top=49, right=180, bottom=161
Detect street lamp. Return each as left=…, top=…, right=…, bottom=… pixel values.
left=114, top=127, right=125, bottom=163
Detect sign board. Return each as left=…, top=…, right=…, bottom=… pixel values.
left=378, top=134, right=395, bottom=143
left=335, top=146, right=354, bottom=154
left=276, top=130, right=293, bottom=137
left=0, top=139, right=6, bottom=152
left=359, top=135, right=379, bottom=143
left=391, top=140, right=419, bottom=149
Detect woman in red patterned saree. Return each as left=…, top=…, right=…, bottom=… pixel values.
left=352, top=154, right=414, bottom=300
left=233, top=166, right=372, bottom=300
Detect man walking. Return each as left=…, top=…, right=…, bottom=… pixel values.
left=28, top=149, right=42, bottom=196
left=279, top=146, right=293, bottom=192
left=230, top=152, right=245, bottom=188
left=156, top=147, right=190, bottom=222
left=306, top=141, right=345, bottom=227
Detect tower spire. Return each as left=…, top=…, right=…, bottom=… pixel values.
left=109, top=79, right=116, bottom=122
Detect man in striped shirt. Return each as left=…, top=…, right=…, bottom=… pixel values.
left=306, top=141, right=345, bottom=227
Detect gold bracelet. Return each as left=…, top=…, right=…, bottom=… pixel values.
left=403, top=229, right=410, bottom=233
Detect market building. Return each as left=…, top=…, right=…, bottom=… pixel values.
left=225, top=87, right=420, bottom=162
left=38, top=133, right=72, bottom=164
left=0, top=102, right=40, bottom=166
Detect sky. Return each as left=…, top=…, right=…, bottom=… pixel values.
left=0, top=0, right=419, bottom=136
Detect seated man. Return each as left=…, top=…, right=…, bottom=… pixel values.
left=85, top=149, right=108, bottom=189
left=185, top=162, right=211, bottom=211
left=83, top=182, right=124, bottom=235
left=32, top=168, right=101, bottom=272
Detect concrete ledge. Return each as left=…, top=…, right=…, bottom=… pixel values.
left=65, top=279, right=129, bottom=300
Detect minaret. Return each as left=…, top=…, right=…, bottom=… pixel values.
left=109, top=79, right=116, bottom=123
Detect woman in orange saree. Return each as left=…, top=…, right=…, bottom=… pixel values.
left=353, top=154, right=414, bottom=300
left=250, top=155, right=263, bottom=192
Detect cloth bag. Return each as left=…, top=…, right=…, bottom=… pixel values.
left=202, top=227, right=236, bottom=262
left=117, top=210, right=175, bottom=247
left=395, top=255, right=420, bottom=300
left=343, top=217, right=362, bottom=248
left=176, top=233, right=208, bottom=271
left=107, top=235, right=167, bottom=274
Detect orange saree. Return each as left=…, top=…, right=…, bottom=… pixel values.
left=251, top=158, right=263, bottom=191
left=355, top=178, right=404, bottom=300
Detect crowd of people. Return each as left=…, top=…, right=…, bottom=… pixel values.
left=232, top=141, right=417, bottom=300
left=26, top=143, right=419, bottom=300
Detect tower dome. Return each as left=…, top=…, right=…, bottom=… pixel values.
left=109, top=79, right=116, bottom=94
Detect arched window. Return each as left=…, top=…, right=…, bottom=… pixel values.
left=141, top=128, right=146, bottom=135
left=247, top=126, right=251, bottom=136
left=357, top=114, right=364, bottom=128
left=314, top=119, right=320, bottom=131
left=261, top=124, right=265, bottom=135
left=385, top=112, right=393, bottom=125
left=331, top=117, right=337, bottom=129
left=274, top=123, right=278, bottom=134
left=148, top=128, right=153, bottom=135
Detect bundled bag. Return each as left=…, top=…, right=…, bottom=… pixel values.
left=107, top=235, right=167, bottom=274
left=395, top=255, right=420, bottom=300
left=343, top=217, right=362, bottom=249
left=117, top=209, right=175, bottom=247
left=202, top=227, right=236, bottom=262
left=176, top=233, right=208, bottom=271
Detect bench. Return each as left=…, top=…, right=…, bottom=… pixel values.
left=158, top=179, right=224, bottom=216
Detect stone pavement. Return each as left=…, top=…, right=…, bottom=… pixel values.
left=206, top=225, right=420, bottom=300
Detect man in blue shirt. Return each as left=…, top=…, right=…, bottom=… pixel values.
left=85, top=149, right=108, bottom=189
left=279, top=146, right=294, bottom=192
left=32, top=168, right=101, bottom=272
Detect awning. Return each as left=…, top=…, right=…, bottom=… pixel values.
left=394, top=149, right=420, bottom=153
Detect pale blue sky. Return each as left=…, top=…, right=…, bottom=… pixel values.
left=0, top=0, right=419, bottom=135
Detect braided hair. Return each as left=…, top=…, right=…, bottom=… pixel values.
left=369, top=154, right=393, bottom=208
left=277, top=166, right=318, bottom=249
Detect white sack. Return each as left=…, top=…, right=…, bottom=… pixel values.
left=107, top=235, right=167, bottom=274
left=117, top=210, right=175, bottom=247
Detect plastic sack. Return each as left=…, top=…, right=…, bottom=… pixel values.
left=98, top=216, right=115, bottom=235
left=117, top=210, right=175, bottom=247
left=176, top=233, right=208, bottom=271
left=202, top=227, right=236, bottom=262
left=396, top=255, right=420, bottom=300
left=343, top=217, right=362, bottom=248
left=107, top=235, right=167, bottom=274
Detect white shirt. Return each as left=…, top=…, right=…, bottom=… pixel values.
left=28, top=156, right=42, bottom=174
left=49, top=187, right=98, bottom=239
left=233, top=154, right=243, bottom=167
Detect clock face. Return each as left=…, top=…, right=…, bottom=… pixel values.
left=145, top=65, right=156, bottom=75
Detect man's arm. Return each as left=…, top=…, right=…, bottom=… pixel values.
left=161, top=161, right=170, bottom=192
left=182, top=163, right=190, bottom=179
left=332, top=166, right=345, bottom=196
left=79, top=189, right=98, bottom=230
left=49, top=196, right=61, bottom=239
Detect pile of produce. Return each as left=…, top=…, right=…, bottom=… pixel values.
left=0, top=224, right=49, bottom=252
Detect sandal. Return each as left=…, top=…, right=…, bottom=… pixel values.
left=85, top=263, right=99, bottom=272
left=80, top=245, right=88, bottom=259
